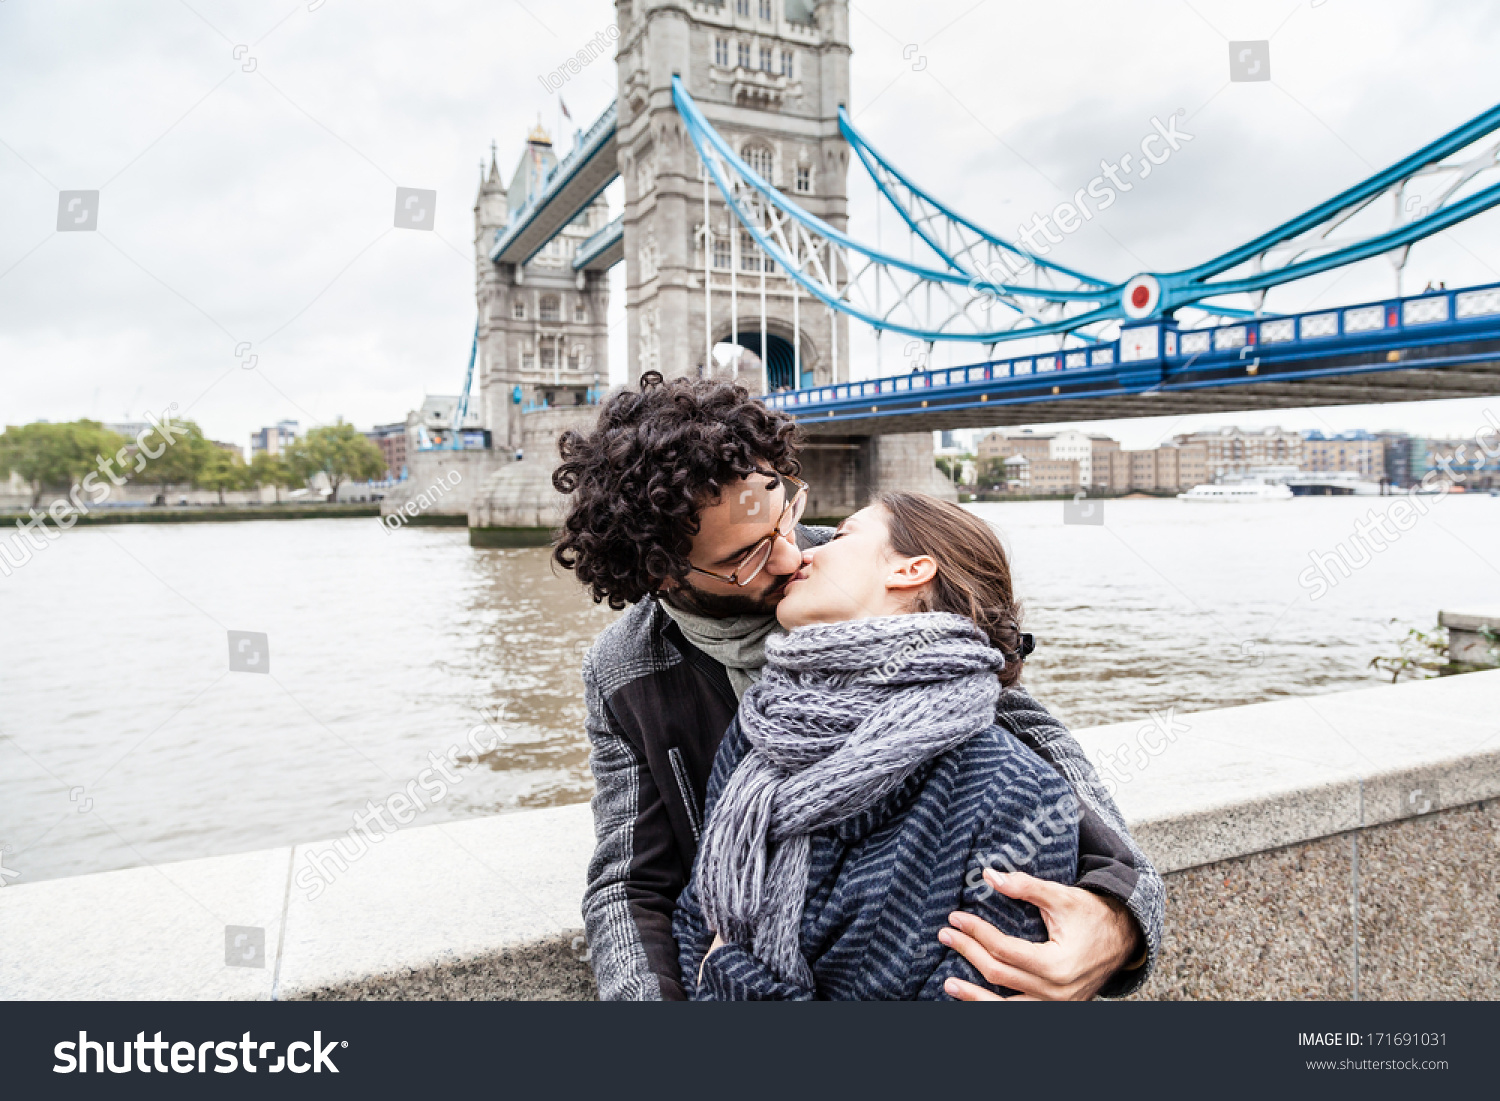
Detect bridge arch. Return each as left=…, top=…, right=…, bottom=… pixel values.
left=715, top=320, right=820, bottom=390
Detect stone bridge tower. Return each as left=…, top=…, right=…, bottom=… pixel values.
left=473, top=129, right=612, bottom=458
left=466, top=0, right=953, bottom=539
left=614, top=0, right=851, bottom=387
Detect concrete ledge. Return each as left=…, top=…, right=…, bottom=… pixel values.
left=468, top=526, right=556, bottom=548
left=0, top=847, right=292, bottom=1000
left=0, top=504, right=380, bottom=525
left=1, top=804, right=594, bottom=1000
left=4, top=671, right=1496, bottom=999
left=1073, top=670, right=1500, bottom=873
left=290, top=937, right=597, bottom=1001
left=1440, top=606, right=1500, bottom=666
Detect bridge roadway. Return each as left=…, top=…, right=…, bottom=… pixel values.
left=490, top=101, right=619, bottom=266
left=572, top=214, right=623, bottom=272
left=766, top=283, right=1500, bottom=435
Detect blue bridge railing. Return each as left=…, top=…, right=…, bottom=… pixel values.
left=763, top=281, right=1500, bottom=422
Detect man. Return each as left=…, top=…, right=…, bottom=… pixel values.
left=552, top=371, right=1162, bottom=1000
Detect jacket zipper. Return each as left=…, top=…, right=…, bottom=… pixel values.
left=667, top=746, right=703, bottom=845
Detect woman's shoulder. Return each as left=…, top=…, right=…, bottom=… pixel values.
left=953, top=722, right=1075, bottom=809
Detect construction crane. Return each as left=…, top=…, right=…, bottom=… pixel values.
left=415, top=323, right=479, bottom=451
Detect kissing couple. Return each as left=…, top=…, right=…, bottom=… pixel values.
left=551, top=372, right=1161, bottom=1000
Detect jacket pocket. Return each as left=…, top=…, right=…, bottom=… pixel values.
left=667, top=746, right=702, bottom=845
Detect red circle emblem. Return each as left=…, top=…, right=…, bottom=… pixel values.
left=1131, top=285, right=1151, bottom=309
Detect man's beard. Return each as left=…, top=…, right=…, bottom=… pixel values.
left=662, top=571, right=792, bottom=619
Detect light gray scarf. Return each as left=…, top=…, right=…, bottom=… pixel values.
left=695, top=612, right=1005, bottom=988
left=660, top=600, right=785, bottom=700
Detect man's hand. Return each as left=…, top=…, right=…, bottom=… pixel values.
left=938, top=869, right=1141, bottom=1001
left=699, top=933, right=726, bottom=986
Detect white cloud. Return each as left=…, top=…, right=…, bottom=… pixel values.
left=2, top=0, right=1497, bottom=448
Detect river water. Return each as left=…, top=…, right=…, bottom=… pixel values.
left=2, top=495, right=1497, bottom=884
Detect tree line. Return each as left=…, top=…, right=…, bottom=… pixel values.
left=0, top=419, right=388, bottom=508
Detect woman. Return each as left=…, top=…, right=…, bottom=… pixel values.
left=674, top=492, right=1079, bottom=1000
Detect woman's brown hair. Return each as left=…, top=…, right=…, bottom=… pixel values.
left=877, top=492, right=1030, bottom=688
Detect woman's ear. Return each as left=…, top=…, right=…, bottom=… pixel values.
left=886, top=554, right=937, bottom=594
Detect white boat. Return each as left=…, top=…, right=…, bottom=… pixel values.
left=1280, top=471, right=1383, bottom=496
left=1177, top=483, right=1294, bottom=502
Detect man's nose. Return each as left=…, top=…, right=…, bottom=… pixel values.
left=767, top=530, right=803, bottom=574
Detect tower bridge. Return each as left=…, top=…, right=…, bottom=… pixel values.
left=440, top=0, right=1500, bottom=535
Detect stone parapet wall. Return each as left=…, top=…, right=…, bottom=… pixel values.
left=519, top=405, right=600, bottom=463
left=380, top=450, right=507, bottom=519
left=467, top=460, right=568, bottom=535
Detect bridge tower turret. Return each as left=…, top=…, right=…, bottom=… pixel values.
left=473, top=128, right=612, bottom=456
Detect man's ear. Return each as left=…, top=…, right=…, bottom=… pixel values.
left=886, top=554, right=937, bottom=594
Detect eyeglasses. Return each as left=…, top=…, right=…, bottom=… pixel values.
left=689, top=472, right=809, bottom=588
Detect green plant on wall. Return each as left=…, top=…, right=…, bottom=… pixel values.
left=1369, top=621, right=1449, bottom=683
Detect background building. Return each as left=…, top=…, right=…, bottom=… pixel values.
left=1421, top=435, right=1500, bottom=490
left=1048, top=429, right=1094, bottom=487
left=979, top=430, right=1071, bottom=491
left=1102, top=443, right=1208, bottom=493
left=1301, top=430, right=1386, bottom=479
left=101, top=420, right=149, bottom=440
left=408, top=396, right=486, bottom=451
left=1374, top=430, right=1415, bottom=487
left=365, top=423, right=409, bottom=481
left=1002, top=455, right=1079, bottom=493
left=978, top=428, right=1173, bottom=493
left=1090, top=436, right=1121, bottom=489
left=977, top=429, right=1054, bottom=465
left=1174, top=426, right=1303, bottom=481
left=250, top=420, right=300, bottom=457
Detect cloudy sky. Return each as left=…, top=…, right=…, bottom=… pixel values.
left=2, top=0, right=1499, bottom=450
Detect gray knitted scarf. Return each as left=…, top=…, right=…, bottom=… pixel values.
left=695, top=612, right=1005, bottom=988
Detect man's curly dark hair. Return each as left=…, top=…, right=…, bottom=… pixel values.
left=551, top=371, right=803, bottom=609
